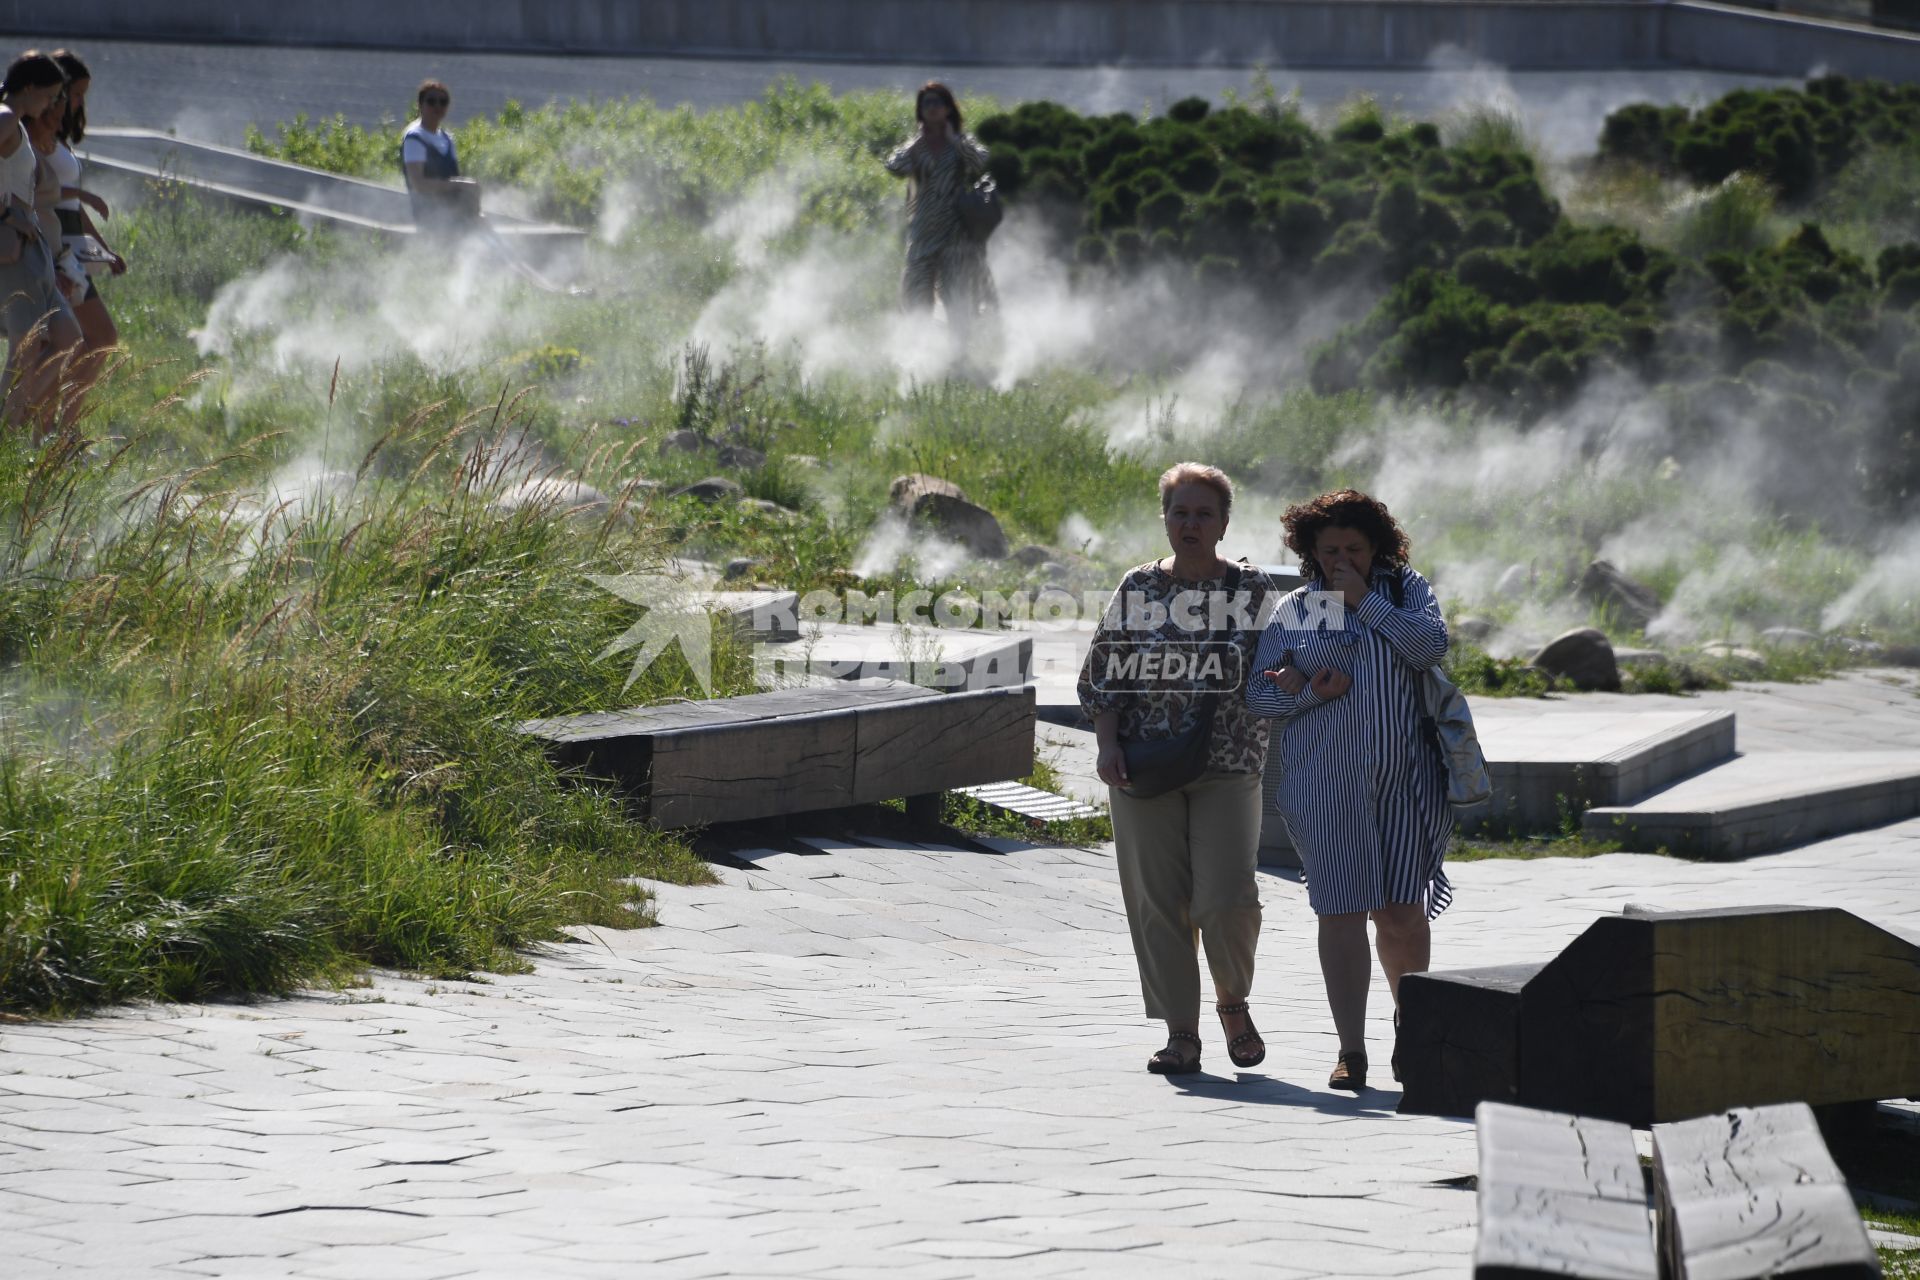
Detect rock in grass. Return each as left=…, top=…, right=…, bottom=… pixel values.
left=1493, top=563, right=1531, bottom=598
left=671, top=476, right=743, bottom=503
left=487, top=478, right=613, bottom=519
left=724, top=557, right=757, bottom=581
left=888, top=473, right=1009, bottom=560
left=1009, top=543, right=1054, bottom=568
left=718, top=444, right=767, bottom=470
left=1530, top=627, right=1621, bottom=691
left=659, top=429, right=713, bottom=454
left=1578, top=560, right=1661, bottom=631
left=1454, top=615, right=1496, bottom=644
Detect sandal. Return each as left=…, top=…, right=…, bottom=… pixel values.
left=1147, top=1031, right=1202, bottom=1075
left=1215, top=1002, right=1266, bottom=1069
left=1329, top=1049, right=1368, bottom=1091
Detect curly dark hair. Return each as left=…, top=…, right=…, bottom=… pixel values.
left=1282, top=489, right=1413, bottom=583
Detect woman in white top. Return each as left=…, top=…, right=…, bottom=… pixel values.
left=0, top=50, right=82, bottom=437
left=51, top=49, right=120, bottom=405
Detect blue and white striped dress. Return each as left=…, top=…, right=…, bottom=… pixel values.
left=1245, top=565, right=1454, bottom=919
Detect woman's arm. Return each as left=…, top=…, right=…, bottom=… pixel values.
left=1244, top=622, right=1327, bottom=719
left=1352, top=569, right=1449, bottom=669
left=884, top=135, right=920, bottom=178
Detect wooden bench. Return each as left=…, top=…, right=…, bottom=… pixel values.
left=1474, top=1101, right=1878, bottom=1280
left=517, top=679, right=1035, bottom=828
left=1401, top=904, right=1920, bottom=1126
left=1473, top=1102, right=1656, bottom=1280
left=1652, top=1103, right=1879, bottom=1279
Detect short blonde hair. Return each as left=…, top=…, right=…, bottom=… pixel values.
left=1158, top=462, right=1233, bottom=518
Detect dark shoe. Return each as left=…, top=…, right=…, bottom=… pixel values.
left=1391, top=1012, right=1402, bottom=1083
left=1147, top=1031, right=1202, bottom=1075
left=1329, top=1050, right=1368, bottom=1091
left=1216, top=1002, right=1266, bottom=1069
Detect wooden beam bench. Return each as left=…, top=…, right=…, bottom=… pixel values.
left=1473, top=1102, right=1656, bottom=1280
left=517, top=679, right=1035, bottom=828
left=1474, top=1101, right=1879, bottom=1280
left=1652, top=1103, right=1880, bottom=1279
left=1401, top=905, right=1920, bottom=1126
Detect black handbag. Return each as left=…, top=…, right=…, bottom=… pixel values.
left=1117, top=564, right=1242, bottom=801
left=1120, top=693, right=1217, bottom=800
left=957, top=178, right=1002, bottom=239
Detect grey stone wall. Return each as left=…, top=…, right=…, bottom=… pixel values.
left=15, top=0, right=1920, bottom=76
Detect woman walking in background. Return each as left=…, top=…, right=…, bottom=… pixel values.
left=1079, top=463, right=1278, bottom=1076
left=1245, top=490, right=1453, bottom=1092
left=884, top=81, right=995, bottom=358
left=0, top=50, right=82, bottom=434
left=50, top=49, right=123, bottom=400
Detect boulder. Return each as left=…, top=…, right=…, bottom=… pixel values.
left=487, top=478, right=612, bottom=518
left=658, top=429, right=713, bottom=455
left=888, top=473, right=1008, bottom=560
left=724, top=557, right=758, bottom=581
left=1530, top=627, right=1621, bottom=691
left=1009, top=544, right=1054, bottom=569
left=889, top=473, right=969, bottom=509
left=1454, top=615, right=1496, bottom=645
left=671, top=476, right=743, bottom=504
left=718, top=444, right=767, bottom=471
left=1578, top=560, right=1661, bottom=631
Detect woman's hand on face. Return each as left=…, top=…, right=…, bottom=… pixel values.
left=1327, top=560, right=1369, bottom=609
left=1096, top=741, right=1131, bottom=789
left=1263, top=663, right=1308, bottom=695
left=1310, top=668, right=1352, bottom=701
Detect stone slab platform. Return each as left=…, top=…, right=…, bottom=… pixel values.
left=1583, top=750, right=1920, bottom=858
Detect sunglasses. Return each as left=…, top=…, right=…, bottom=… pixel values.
left=422, top=95, right=449, bottom=107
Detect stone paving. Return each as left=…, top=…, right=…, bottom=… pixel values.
left=5, top=674, right=1920, bottom=1277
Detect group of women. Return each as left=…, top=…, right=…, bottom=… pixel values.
left=1078, top=470, right=1454, bottom=1091
left=0, top=47, right=122, bottom=437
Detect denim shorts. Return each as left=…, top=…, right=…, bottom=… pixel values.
left=0, top=234, right=76, bottom=345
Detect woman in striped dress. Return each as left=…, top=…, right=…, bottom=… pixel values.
left=884, top=82, right=995, bottom=355
left=1244, top=490, right=1452, bottom=1092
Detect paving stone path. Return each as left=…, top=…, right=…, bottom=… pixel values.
left=5, top=674, right=1920, bottom=1277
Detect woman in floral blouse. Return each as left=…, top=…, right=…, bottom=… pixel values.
left=1077, top=463, right=1279, bottom=1076
left=884, top=82, right=996, bottom=354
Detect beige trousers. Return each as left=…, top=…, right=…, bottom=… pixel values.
left=1110, top=769, right=1264, bottom=1023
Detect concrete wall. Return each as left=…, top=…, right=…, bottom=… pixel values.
left=19, top=0, right=1920, bottom=76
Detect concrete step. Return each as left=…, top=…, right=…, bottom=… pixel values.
left=1259, top=707, right=1736, bottom=866
left=1582, top=751, right=1920, bottom=859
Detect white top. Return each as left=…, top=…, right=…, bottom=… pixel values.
left=0, top=119, right=35, bottom=209
left=400, top=120, right=456, bottom=167
left=49, top=140, right=80, bottom=211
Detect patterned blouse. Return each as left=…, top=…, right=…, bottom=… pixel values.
left=884, top=129, right=990, bottom=263
left=1076, top=559, right=1280, bottom=775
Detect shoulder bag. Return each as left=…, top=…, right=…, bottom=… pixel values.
left=957, top=176, right=1002, bottom=240
left=1389, top=569, right=1493, bottom=810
